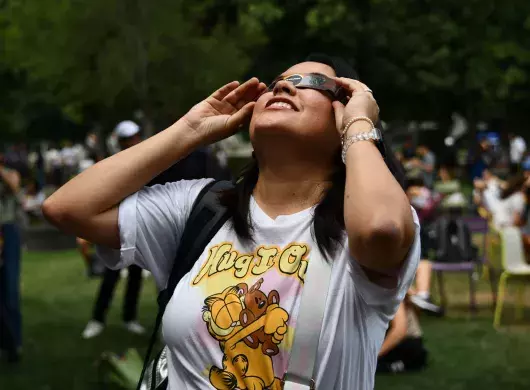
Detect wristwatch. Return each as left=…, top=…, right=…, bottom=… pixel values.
left=341, top=128, right=386, bottom=163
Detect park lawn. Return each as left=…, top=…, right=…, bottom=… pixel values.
left=2, top=250, right=530, bottom=389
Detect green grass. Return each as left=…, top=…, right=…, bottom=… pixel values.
left=2, top=250, right=530, bottom=389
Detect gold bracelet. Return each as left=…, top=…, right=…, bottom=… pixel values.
left=340, top=116, right=375, bottom=140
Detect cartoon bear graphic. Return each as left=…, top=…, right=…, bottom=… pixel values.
left=201, top=283, right=288, bottom=390
left=237, top=278, right=281, bottom=356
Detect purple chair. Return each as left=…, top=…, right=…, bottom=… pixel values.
left=431, top=216, right=491, bottom=313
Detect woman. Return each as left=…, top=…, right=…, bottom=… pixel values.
left=481, top=172, right=528, bottom=229
left=43, top=55, right=419, bottom=390
left=377, top=296, right=428, bottom=373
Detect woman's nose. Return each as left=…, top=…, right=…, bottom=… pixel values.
left=273, top=79, right=297, bottom=96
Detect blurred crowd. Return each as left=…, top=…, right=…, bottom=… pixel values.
left=0, top=121, right=233, bottom=226
left=374, top=130, right=530, bottom=374
left=396, top=131, right=530, bottom=233
left=0, top=119, right=232, bottom=363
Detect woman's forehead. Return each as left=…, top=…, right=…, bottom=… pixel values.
left=281, top=62, right=336, bottom=78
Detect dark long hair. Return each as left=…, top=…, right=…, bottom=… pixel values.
left=220, top=54, right=406, bottom=259
left=501, top=173, right=526, bottom=199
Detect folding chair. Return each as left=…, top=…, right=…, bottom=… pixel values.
left=431, top=216, right=491, bottom=313
left=493, top=227, right=530, bottom=328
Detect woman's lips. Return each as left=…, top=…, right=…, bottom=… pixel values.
left=266, top=101, right=295, bottom=110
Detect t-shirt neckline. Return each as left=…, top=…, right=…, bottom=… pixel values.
left=250, top=195, right=316, bottom=224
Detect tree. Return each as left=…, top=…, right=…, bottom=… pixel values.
left=1, top=0, right=282, bottom=138
left=2, top=0, right=530, bottom=144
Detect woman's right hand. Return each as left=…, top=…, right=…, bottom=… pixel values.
left=181, top=78, right=267, bottom=145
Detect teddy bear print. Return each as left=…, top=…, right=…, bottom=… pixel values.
left=237, top=278, right=281, bottom=356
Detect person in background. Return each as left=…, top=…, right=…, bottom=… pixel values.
left=435, top=165, right=468, bottom=210
left=473, top=168, right=505, bottom=213
left=400, top=140, right=421, bottom=178
left=85, top=132, right=104, bottom=163
left=0, top=154, right=22, bottom=362
left=21, top=178, right=46, bottom=221
left=437, top=165, right=456, bottom=186
left=45, top=143, right=63, bottom=187
left=414, top=144, right=436, bottom=189
left=512, top=160, right=530, bottom=260
left=76, top=237, right=106, bottom=278
left=35, top=146, right=46, bottom=191
left=482, top=172, right=528, bottom=230
left=470, top=137, right=500, bottom=181
left=405, top=177, right=444, bottom=316
left=60, top=141, right=77, bottom=184
left=377, top=297, right=428, bottom=373
left=4, top=144, right=29, bottom=181
left=106, top=130, right=121, bottom=156
left=78, top=132, right=104, bottom=174
left=509, top=132, right=527, bottom=174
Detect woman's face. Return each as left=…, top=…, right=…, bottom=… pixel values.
left=249, top=62, right=339, bottom=158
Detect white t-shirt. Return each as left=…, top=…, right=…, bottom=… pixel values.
left=61, top=146, right=77, bottom=167
left=510, top=136, right=527, bottom=163
left=45, top=149, right=62, bottom=170
left=98, top=179, right=420, bottom=390
left=488, top=191, right=526, bottom=229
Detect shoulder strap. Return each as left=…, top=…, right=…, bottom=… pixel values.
left=137, top=179, right=233, bottom=390
left=158, top=179, right=233, bottom=309
left=282, top=252, right=334, bottom=390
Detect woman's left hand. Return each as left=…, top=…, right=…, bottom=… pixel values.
left=331, top=77, right=379, bottom=135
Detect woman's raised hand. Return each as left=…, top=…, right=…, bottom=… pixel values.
left=331, top=77, right=379, bottom=135
left=181, top=78, right=267, bottom=145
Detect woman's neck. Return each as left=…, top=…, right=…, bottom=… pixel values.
left=253, top=163, right=333, bottom=220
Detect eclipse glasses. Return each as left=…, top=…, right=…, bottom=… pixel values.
left=267, top=73, right=348, bottom=103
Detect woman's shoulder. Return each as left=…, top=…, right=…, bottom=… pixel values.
left=146, top=178, right=215, bottom=193
left=141, top=178, right=215, bottom=207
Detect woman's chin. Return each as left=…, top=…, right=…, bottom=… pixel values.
left=251, top=113, right=301, bottom=135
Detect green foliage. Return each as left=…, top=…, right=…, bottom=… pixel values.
left=1, top=0, right=530, bottom=141
left=0, top=0, right=279, bottom=139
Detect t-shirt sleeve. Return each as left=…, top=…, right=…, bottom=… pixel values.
left=96, top=178, right=214, bottom=289
left=349, top=206, right=421, bottom=319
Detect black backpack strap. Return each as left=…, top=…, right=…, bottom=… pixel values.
left=137, top=179, right=234, bottom=389
left=159, top=179, right=234, bottom=308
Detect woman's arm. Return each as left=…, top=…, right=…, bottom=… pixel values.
left=333, top=78, right=415, bottom=276
left=0, top=164, right=21, bottom=194
left=43, top=78, right=266, bottom=249
left=343, top=128, right=414, bottom=273
left=43, top=121, right=201, bottom=248
left=379, top=302, right=408, bottom=357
